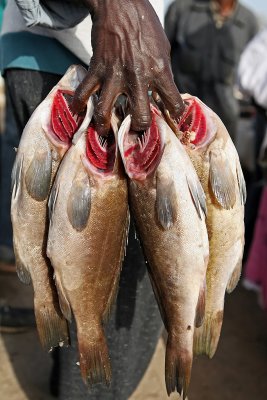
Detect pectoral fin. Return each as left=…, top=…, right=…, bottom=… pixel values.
left=209, top=150, right=236, bottom=209
left=67, top=166, right=91, bottom=232
left=25, top=148, right=52, bottom=201
left=48, top=180, right=60, bottom=221
left=156, top=173, right=177, bottom=230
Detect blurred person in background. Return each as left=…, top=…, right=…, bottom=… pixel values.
left=0, top=1, right=174, bottom=398
left=238, top=28, right=267, bottom=308
left=165, top=0, right=258, bottom=142
left=0, top=1, right=6, bottom=139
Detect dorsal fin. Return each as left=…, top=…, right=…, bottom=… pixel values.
left=11, top=154, right=24, bottom=199
left=186, top=174, right=207, bottom=219
left=236, top=159, right=246, bottom=205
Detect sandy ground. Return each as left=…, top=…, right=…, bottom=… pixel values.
left=1, top=271, right=267, bottom=400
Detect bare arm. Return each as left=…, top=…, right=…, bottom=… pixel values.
left=15, top=0, right=184, bottom=135
left=72, top=0, right=185, bottom=135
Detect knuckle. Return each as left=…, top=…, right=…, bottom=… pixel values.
left=131, top=112, right=152, bottom=131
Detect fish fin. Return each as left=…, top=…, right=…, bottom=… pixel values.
left=11, top=154, right=24, bottom=198
left=193, top=310, right=224, bottom=358
left=165, top=333, right=192, bottom=399
left=34, top=304, right=69, bottom=351
left=226, top=259, right=242, bottom=294
left=16, top=261, right=32, bottom=285
left=25, top=148, right=52, bottom=201
left=236, top=159, right=247, bottom=205
left=13, top=244, right=32, bottom=284
left=186, top=174, right=207, bottom=220
left=195, top=281, right=206, bottom=328
left=209, top=150, right=236, bottom=209
left=146, top=265, right=168, bottom=329
left=103, top=210, right=130, bottom=322
left=78, top=324, right=111, bottom=386
left=54, top=274, right=72, bottom=322
left=67, top=166, right=91, bottom=232
left=156, top=173, right=178, bottom=230
left=48, top=178, right=61, bottom=224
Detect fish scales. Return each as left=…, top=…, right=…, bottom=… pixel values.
left=11, top=65, right=92, bottom=351
left=118, top=110, right=209, bottom=398
left=47, top=114, right=129, bottom=387
left=177, top=94, right=245, bottom=358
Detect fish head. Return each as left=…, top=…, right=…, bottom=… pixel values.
left=42, top=65, right=90, bottom=154
left=163, top=94, right=217, bottom=150
left=118, top=106, right=165, bottom=181
left=82, top=111, right=122, bottom=181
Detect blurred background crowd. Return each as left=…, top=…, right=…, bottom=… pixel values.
left=1, top=1, right=267, bottom=399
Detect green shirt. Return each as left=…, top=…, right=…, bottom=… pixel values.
left=1, top=31, right=86, bottom=75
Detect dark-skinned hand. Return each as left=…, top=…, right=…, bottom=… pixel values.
left=72, top=0, right=185, bottom=136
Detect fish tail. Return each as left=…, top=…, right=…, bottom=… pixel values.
left=34, top=302, right=69, bottom=351
left=165, top=333, right=192, bottom=399
left=193, top=310, right=224, bottom=358
left=78, top=323, right=111, bottom=387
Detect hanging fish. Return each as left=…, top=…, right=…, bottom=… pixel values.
left=11, top=65, right=93, bottom=350
left=118, top=107, right=209, bottom=399
left=47, top=112, right=129, bottom=386
left=173, top=94, right=245, bottom=358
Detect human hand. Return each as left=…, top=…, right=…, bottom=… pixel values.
left=72, top=0, right=185, bottom=135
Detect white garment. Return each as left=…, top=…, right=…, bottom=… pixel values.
left=238, top=28, right=267, bottom=109
left=2, top=0, right=164, bottom=66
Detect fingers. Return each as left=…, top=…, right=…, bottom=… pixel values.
left=155, top=67, right=185, bottom=119
left=72, top=72, right=100, bottom=114
left=129, top=82, right=152, bottom=132
left=94, top=81, right=121, bottom=136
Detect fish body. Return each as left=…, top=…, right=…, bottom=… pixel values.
left=47, top=114, right=129, bottom=386
left=11, top=65, right=92, bottom=350
left=118, top=109, right=209, bottom=398
left=177, top=94, right=245, bottom=358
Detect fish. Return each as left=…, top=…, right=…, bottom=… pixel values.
left=46, top=112, right=129, bottom=386
left=173, top=94, right=245, bottom=358
left=118, top=107, right=209, bottom=399
left=11, top=65, right=93, bottom=351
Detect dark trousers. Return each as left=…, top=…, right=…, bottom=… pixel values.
left=0, top=69, right=61, bottom=249
left=0, top=68, right=162, bottom=399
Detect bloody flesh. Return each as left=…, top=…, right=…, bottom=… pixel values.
left=178, top=98, right=207, bottom=145
left=86, top=125, right=116, bottom=172
left=123, top=112, right=161, bottom=178
left=51, top=90, right=84, bottom=143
